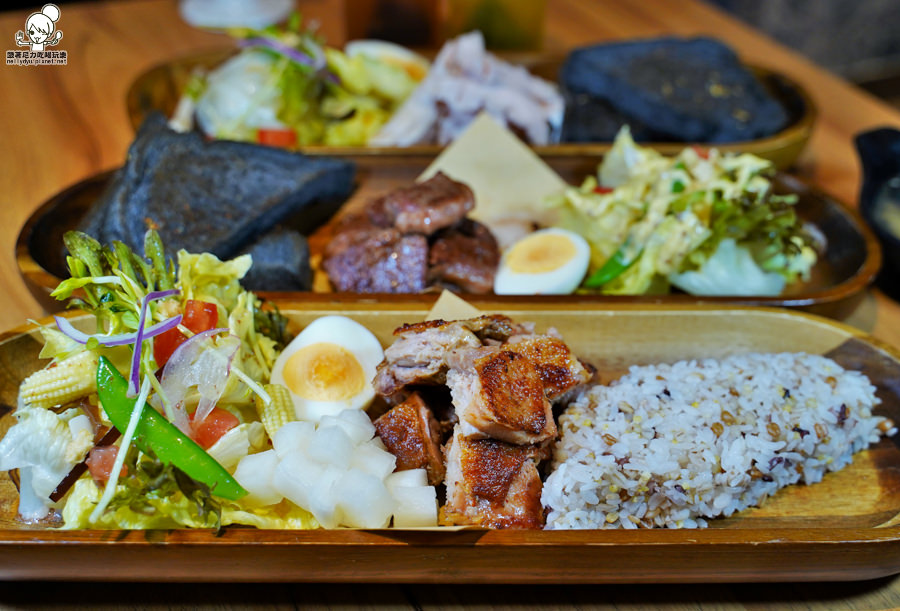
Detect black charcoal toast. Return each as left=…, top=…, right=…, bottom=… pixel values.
left=79, top=113, right=355, bottom=263
left=560, top=37, right=790, bottom=143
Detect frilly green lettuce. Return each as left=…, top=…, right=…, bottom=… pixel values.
left=177, top=250, right=252, bottom=312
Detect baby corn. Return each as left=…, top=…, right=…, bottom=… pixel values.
left=255, top=384, right=294, bottom=438
left=19, top=351, right=99, bottom=409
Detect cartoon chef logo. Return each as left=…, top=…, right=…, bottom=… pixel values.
left=16, top=4, right=63, bottom=51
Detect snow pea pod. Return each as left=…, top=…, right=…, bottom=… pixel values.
left=95, top=356, right=247, bottom=501
left=583, top=243, right=642, bottom=288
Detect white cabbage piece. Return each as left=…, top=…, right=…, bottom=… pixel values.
left=207, top=421, right=266, bottom=472
left=195, top=50, right=287, bottom=140
left=669, top=238, right=786, bottom=296
left=0, top=409, right=93, bottom=520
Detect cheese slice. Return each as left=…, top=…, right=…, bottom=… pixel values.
left=419, top=112, right=566, bottom=226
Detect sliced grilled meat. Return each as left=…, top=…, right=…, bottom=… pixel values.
left=322, top=218, right=428, bottom=293
left=372, top=315, right=535, bottom=399
left=503, top=334, right=594, bottom=402
left=440, top=426, right=546, bottom=529
left=447, top=349, right=557, bottom=445
left=378, top=171, right=475, bottom=235
left=428, top=219, right=500, bottom=294
left=372, top=319, right=483, bottom=398
left=373, top=392, right=446, bottom=486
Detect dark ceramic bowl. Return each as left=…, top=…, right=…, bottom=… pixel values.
left=856, top=128, right=900, bottom=299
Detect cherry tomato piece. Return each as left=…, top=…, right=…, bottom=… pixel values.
left=190, top=407, right=240, bottom=450
left=86, top=446, right=127, bottom=485
left=256, top=128, right=297, bottom=148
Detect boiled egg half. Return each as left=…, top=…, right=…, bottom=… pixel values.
left=493, top=228, right=591, bottom=295
left=270, top=316, right=384, bottom=423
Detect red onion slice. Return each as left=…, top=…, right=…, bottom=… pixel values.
left=128, top=290, right=180, bottom=397
left=54, top=314, right=182, bottom=347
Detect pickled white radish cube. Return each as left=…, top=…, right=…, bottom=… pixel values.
left=307, top=424, right=354, bottom=470
left=390, top=486, right=438, bottom=527
left=385, top=468, right=428, bottom=490
left=272, top=421, right=316, bottom=458
left=368, top=436, right=387, bottom=451
left=305, top=465, right=345, bottom=529
left=336, top=408, right=376, bottom=443
left=272, top=449, right=320, bottom=511
left=233, top=450, right=282, bottom=506
left=333, top=469, right=394, bottom=529
left=349, top=440, right=396, bottom=480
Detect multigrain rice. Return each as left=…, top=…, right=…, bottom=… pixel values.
left=542, top=352, right=894, bottom=529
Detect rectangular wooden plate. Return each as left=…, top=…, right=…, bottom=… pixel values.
left=1, top=297, right=899, bottom=583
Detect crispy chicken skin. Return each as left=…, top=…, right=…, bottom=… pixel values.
left=447, top=349, right=557, bottom=445
left=503, top=334, right=593, bottom=401
left=440, top=427, right=546, bottom=529
left=373, top=392, right=446, bottom=486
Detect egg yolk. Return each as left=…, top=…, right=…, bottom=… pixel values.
left=506, top=234, right=576, bottom=274
left=282, top=343, right=366, bottom=401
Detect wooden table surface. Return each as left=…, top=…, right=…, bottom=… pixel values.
left=2, top=0, right=900, bottom=608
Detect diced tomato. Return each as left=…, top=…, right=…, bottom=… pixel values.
left=593, top=185, right=613, bottom=194
left=86, top=446, right=127, bottom=485
left=183, top=300, right=218, bottom=334
left=691, top=145, right=710, bottom=159
left=190, top=407, right=240, bottom=450
left=256, top=127, right=297, bottom=148
left=153, top=300, right=219, bottom=367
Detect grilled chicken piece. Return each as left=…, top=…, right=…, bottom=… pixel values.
left=378, top=172, right=475, bottom=235
left=373, top=392, right=446, bottom=485
left=440, top=426, right=546, bottom=529
left=372, top=315, right=533, bottom=399
left=502, top=334, right=593, bottom=402
left=373, top=319, right=483, bottom=398
left=447, top=349, right=557, bottom=445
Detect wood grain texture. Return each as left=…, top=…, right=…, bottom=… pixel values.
left=3, top=0, right=900, bottom=608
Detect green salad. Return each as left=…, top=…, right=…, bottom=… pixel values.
left=548, top=128, right=819, bottom=295
left=178, top=15, right=426, bottom=147
left=0, top=231, right=440, bottom=531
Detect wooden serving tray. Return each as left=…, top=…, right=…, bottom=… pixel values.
left=124, top=48, right=816, bottom=170
left=17, top=154, right=880, bottom=320
left=1, top=298, right=899, bottom=583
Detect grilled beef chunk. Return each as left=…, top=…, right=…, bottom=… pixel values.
left=323, top=172, right=498, bottom=294
left=323, top=214, right=429, bottom=293
left=428, top=219, right=500, bottom=294
left=378, top=171, right=475, bottom=235
left=373, top=392, right=446, bottom=486
left=440, top=427, right=547, bottom=529
left=80, top=113, right=354, bottom=260
left=447, top=349, right=557, bottom=445
left=502, top=334, right=593, bottom=402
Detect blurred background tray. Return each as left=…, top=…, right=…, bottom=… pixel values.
left=125, top=48, right=816, bottom=170
left=16, top=154, right=880, bottom=320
